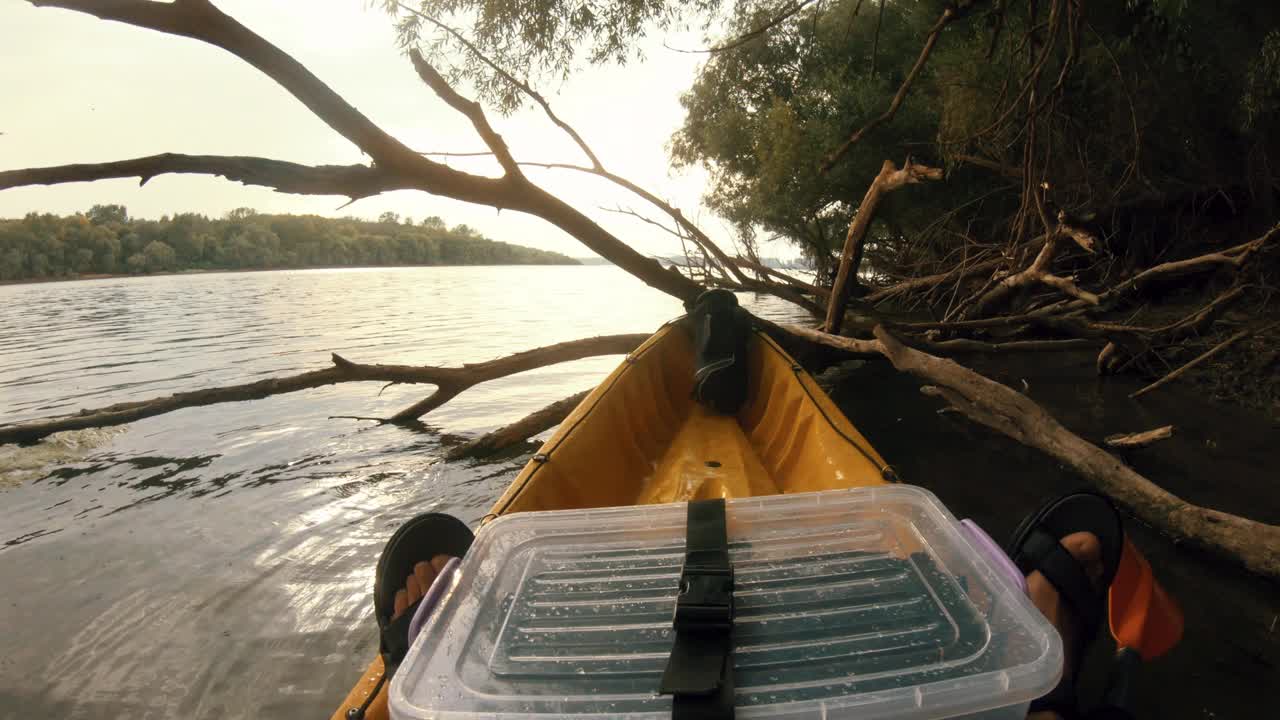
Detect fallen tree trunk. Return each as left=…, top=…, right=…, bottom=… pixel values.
left=781, top=323, right=1280, bottom=581
left=0, top=334, right=645, bottom=446
left=444, top=389, right=589, bottom=460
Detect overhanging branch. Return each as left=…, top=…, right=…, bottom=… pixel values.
left=17, top=0, right=706, bottom=303
left=0, top=154, right=396, bottom=199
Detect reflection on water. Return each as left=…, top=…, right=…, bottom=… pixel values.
left=0, top=266, right=807, bottom=719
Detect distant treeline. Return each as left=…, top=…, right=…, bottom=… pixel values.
left=0, top=205, right=577, bottom=281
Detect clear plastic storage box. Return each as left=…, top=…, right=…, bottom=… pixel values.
left=389, top=486, right=1062, bottom=719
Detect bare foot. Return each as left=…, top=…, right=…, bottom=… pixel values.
left=391, top=554, right=455, bottom=621
left=1026, top=531, right=1104, bottom=720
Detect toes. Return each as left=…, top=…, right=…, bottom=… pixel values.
left=405, top=573, right=423, bottom=606
left=413, top=561, right=437, bottom=594
left=393, top=588, right=408, bottom=620
left=1059, top=531, right=1104, bottom=588
left=430, top=554, right=452, bottom=574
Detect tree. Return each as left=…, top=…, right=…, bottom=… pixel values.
left=671, top=0, right=954, bottom=274
left=125, top=252, right=147, bottom=273
left=88, top=203, right=128, bottom=225
left=143, top=239, right=177, bottom=271
left=0, top=210, right=575, bottom=280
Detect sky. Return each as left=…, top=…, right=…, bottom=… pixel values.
left=0, top=0, right=776, bottom=259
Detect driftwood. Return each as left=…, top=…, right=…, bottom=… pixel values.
left=1099, top=226, right=1278, bottom=306
left=1105, top=425, right=1174, bottom=449
left=1096, top=286, right=1247, bottom=374
left=863, top=255, right=1006, bottom=304
left=444, top=390, right=589, bottom=460
left=1130, top=323, right=1277, bottom=399
left=825, top=159, right=943, bottom=333
left=782, top=323, right=1280, bottom=581
left=0, top=335, right=644, bottom=446
left=963, top=220, right=1099, bottom=319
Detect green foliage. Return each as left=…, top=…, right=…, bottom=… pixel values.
left=0, top=209, right=577, bottom=282
left=672, top=0, right=973, bottom=273
left=385, top=0, right=736, bottom=112
left=672, top=0, right=1280, bottom=273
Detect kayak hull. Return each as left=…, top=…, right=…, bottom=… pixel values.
left=330, top=321, right=892, bottom=720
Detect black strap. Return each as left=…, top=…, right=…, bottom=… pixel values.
left=380, top=599, right=420, bottom=675
left=1015, top=528, right=1101, bottom=632
left=660, top=498, right=735, bottom=720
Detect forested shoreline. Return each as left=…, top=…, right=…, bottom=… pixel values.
left=0, top=205, right=576, bottom=282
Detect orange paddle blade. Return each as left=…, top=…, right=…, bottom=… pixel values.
left=1108, top=537, right=1184, bottom=660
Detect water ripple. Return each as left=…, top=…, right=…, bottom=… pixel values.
left=0, top=267, right=808, bottom=719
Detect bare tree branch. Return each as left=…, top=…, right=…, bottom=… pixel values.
left=963, top=220, right=1098, bottom=319
left=387, top=334, right=645, bottom=421
left=30, top=0, right=422, bottom=172
left=1105, top=425, right=1174, bottom=449
left=444, top=389, right=590, bottom=460
left=0, top=335, right=645, bottom=446
left=826, top=159, right=943, bottom=333
left=408, top=50, right=521, bottom=177
left=387, top=15, right=765, bottom=291
left=1130, top=323, right=1278, bottom=400
left=732, top=256, right=830, bottom=299
left=16, top=0, right=705, bottom=303
left=0, top=154, right=394, bottom=199
left=390, top=1, right=605, bottom=171
left=1098, top=225, right=1279, bottom=305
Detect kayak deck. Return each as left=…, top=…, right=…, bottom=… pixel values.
left=330, top=321, right=893, bottom=720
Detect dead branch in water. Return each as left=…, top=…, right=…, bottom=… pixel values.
left=1130, top=323, right=1278, bottom=400
left=781, top=323, right=1280, bottom=581
left=1105, top=425, right=1174, bottom=449
left=0, top=335, right=644, bottom=446
left=1096, top=286, right=1247, bottom=374
left=445, top=390, right=590, bottom=460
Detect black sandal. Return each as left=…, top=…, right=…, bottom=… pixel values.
left=1007, top=491, right=1124, bottom=719
left=374, top=512, right=474, bottom=678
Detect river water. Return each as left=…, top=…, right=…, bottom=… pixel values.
left=0, top=266, right=1276, bottom=719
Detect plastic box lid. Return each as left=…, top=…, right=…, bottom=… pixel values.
left=389, top=486, right=1062, bottom=719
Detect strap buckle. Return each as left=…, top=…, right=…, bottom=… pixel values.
left=674, top=558, right=733, bottom=632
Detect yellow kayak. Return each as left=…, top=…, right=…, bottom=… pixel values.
left=330, top=318, right=895, bottom=720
